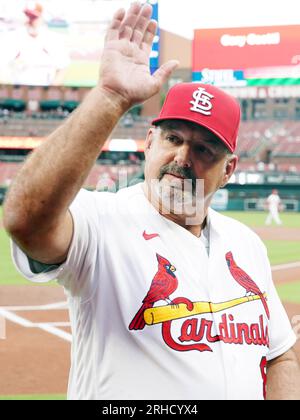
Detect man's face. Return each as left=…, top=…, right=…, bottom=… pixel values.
left=144, top=120, right=237, bottom=220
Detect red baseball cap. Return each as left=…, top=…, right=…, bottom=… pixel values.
left=152, top=83, right=241, bottom=153
left=24, top=2, right=43, bottom=20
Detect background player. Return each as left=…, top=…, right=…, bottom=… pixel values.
left=265, top=189, right=283, bottom=226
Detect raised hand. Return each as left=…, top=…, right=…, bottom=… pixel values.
left=99, top=2, right=178, bottom=109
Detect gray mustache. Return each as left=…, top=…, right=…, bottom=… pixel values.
left=159, top=164, right=197, bottom=190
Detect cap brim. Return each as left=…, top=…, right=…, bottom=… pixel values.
left=151, top=116, right=235, bottom=153
left=24, top=10, right=41, bottom=19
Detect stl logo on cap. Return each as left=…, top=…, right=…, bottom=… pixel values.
left=190, top=87, right=214, bottom=116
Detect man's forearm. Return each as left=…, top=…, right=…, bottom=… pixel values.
left=267, top=349, right=300, bottom=400
left=4, top=87, right=128, bottom=234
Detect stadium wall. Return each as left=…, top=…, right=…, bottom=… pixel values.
left=226, top=184, right=300, bottom=211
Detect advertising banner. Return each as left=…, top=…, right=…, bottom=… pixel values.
left=193, top=25, right=300, bottom=87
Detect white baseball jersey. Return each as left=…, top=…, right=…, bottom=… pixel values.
left=12, top=183, right=296, bottom=400
left=267, top=194, right=281, bottom=211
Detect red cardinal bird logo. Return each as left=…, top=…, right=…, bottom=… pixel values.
left=226, top=251, right=270, bottom=319
left=129, top=254, right=178, bottom=330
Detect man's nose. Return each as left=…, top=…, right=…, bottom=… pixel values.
left=174, top=145, right=192, bottom=168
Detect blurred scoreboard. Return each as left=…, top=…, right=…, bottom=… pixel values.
left=0, top=0, right=160, bottom=87
left=193, top=25, right=300, bottom=87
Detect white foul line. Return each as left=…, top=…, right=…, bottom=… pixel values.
left=2, top=301, right=68, bottom=312
left=0, top=308, right=32, bottom=328
left=0, top=308, right=72, bottom=343
left=36, top=322, right=71, bottom=328
left=272, top=261, right=300, bottom=272
left=37, top=323, right=72, bottom=342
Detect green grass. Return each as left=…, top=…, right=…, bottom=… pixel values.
left=0, top=394, right=66, bottom=400
left=0, top=207, right=58, bottom=286
left=264, top=240, right=300, bottom=266
left=276, top=281, right=300, bottom=304
left=222, top=211, right=300, bottom=228
left=222, top=211, right=300, bottom=265
left=0, top=228, right=57, bottom=286
left=0, top=228, right=33, bottom=285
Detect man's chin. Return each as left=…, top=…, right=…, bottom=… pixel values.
left=156, top=184, right=196, bottom=215
left=146, top=178, right=207, bottom=224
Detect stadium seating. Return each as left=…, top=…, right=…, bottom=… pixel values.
left=265, top=121, right=300, bottom=156
left=0, top=160, right=142, bottom=190
left=276, top=162, right=300, bottom=173
left=0, top=112, right=151, bottom=139
left=0, top=114, right=62, bottom=137
left=236, top=160, right=300, bottom=173
left=0, top=162, right=22, bottom=186
left=1, top=117, right=300, bottom=187
left=3, top=115, right=299, bottom=156
left=235, top=120, right=276, bottom=158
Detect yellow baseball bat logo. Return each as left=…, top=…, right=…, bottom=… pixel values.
left=144, top=294, right=267, bottom=325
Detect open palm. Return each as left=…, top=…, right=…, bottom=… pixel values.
left=99, top=3, right=178, bottom=108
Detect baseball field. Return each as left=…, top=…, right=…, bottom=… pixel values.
left=0, top=206, right=299, bottom=400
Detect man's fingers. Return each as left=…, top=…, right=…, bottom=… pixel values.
left=119, top=2, right=142, bottom=40
left=105, top=8, right=126, bottom=42
left=141, top=20, right=157, bottom=56
left=106, top=3, right=154, bottom=46
left=120, top=25, right=134, bottom=41
left=153, top=60, right=180, bottom=88
left=131, top=3, right=153, bottom=46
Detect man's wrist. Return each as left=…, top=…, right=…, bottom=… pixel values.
left=95, top=86, right=133, bottom=116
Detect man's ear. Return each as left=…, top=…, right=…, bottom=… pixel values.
left=144, top=128, right=156, bottom=160
left=221, top=155, right=238, bottom=187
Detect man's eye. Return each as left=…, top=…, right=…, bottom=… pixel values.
left=195, top=145, right=219, bottom=161
left=196, top=145, right=211, bottom=155
left=166, top=136, right=180, bottom=145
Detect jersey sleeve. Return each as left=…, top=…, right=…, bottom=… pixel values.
left=263, top=250, right=297, bottom=361
left=11, top=188, right=103, bottom=301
